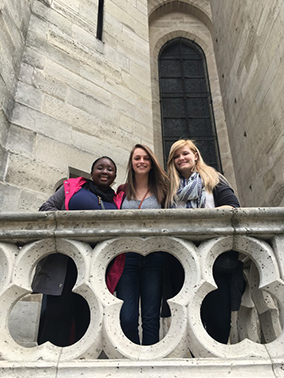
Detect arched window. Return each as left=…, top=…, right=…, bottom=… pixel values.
left=159, top=37, right=222, bottom=172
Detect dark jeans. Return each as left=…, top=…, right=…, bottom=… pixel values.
left=38, top=258, right=90, bottom=347
left=116, top=252, right=163, bottom=345
left=200, top=270, right=232, bottom=344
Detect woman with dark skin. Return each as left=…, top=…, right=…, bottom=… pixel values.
left=32, top=156, right=123, bottom=347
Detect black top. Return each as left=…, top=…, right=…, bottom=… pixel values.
left=213, top=179, right=240, bottom=208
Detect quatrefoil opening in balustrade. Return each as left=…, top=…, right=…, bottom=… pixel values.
left=106, top=251, right=185, bottom=346
left=1, top=239, right=103, bottom=362
left=91, top=236, right=198, bottom=360
left=187, top=235, right=284, bottom=358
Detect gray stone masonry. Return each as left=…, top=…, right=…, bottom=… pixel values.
left=210, top=0, right=284, bottom=207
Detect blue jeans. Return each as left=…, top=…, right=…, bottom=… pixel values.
left=116, top=252, right=163, bottom=345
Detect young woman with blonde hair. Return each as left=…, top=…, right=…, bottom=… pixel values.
left=166, top=139, right=235, bottom=209
left=166, top=139, right=245, bottom=344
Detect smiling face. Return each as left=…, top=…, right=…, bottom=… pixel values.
left=173, top=145, right=198, bottom=179
left=131, top=147, right=152, bottom=176
left=91, top=158, right=116, bottom=190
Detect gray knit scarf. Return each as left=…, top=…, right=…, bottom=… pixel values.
left=174, top=172, right=206, bottom=208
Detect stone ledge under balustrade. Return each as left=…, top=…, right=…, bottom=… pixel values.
left=0, top=208, right=283, bottom=377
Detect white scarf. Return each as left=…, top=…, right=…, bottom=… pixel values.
left=174, top=172, right=206, bottom=208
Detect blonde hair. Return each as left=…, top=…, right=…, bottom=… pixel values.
left=166, top=139, right=221, bottom=207
left=125, top=144, right=169, bottom=207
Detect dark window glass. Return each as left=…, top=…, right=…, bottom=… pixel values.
left=96, top=0, right=104, bottom=40
left=159, top=38, right=222, bottom=172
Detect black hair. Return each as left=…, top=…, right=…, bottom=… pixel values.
left=91, top=156, right=117, bottom=173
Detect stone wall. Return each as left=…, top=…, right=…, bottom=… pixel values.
left=3, top=0, right=283, bottom=211
left=1, top=0, right=154, bottom=212
left=210, top=0, right=284, bottom=207
left=0, top=0, right=32, bottom=205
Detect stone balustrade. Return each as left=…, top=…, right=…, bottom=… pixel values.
left=0, top=208, right=283, bottom=377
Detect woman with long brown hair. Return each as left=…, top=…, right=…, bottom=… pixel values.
left=113, top=144, right=168, bottom=345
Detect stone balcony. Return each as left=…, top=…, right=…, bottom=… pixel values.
left=0, top=208, right=283, bottom=377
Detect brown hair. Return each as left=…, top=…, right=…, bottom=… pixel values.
left=125, top=144, right=169, bottom=206
left=166, top=139, right=222, bottom=207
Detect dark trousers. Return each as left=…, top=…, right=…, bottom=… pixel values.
left=201, top=270, right=232, bottom=344
left=38, top=258, right=90, bottom=347
left=116, top=252, right=163, bottom=345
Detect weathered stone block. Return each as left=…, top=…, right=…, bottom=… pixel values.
left=19, top=188, right=49, bottom=211
left=34, top=134, right=93, bottom=173
left=6, top=124, right=36, bottom=157
left=18, top=62, right=34, bottom=86
left=66, top=87, right=115, bottom=124
left=11, top=103, right=72, bottom=144
left=0, top=182, right=22, bottom=211
left=32, top=69, right=68, bottom=100
left=5, top=152, right=66, bottom=195
left=32, top=0, right=73, bottom=33
left=15, top=81, right=43, bottom=110
left=22, top=46, right=46, bottom=70
left=0, top=109, right=9, bottom=143
left=42, top=95, right=102, bottom=136
left=0, top=146, right=8, bottom=182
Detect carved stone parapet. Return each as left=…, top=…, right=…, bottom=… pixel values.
left=1, top=207, right=284, bottom=243
left=0, top=208, right=283, bottom=376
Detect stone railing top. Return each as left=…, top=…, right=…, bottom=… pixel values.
left=0, top=207, right=284, bottom=243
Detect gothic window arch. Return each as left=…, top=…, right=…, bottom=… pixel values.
left=159, top=37, right=222, bottom=172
